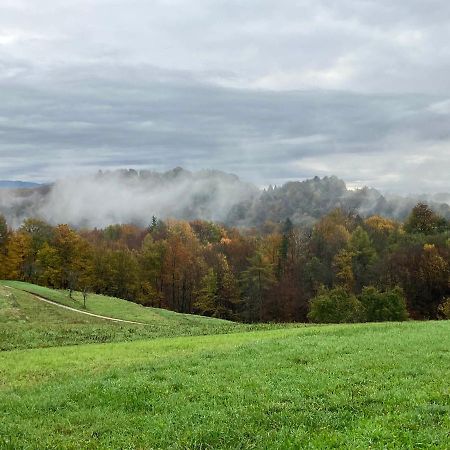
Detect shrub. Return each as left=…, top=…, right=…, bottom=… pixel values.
left=359, top=286, right=408, bottom=322
left=308, top=287, right=364, bottom=323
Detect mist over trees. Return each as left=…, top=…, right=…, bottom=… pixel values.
left=1, top=168, right=449, bottom=229
left=0, top=203, right=448, bottom=322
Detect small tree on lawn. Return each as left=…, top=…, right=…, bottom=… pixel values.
left=82, top=287, right=89, bottom=309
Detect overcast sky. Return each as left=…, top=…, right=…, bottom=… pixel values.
left=1, top=0, right=449, bottom=193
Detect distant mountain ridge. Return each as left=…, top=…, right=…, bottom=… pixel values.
left=0, top=180, right=41, bottom=189
left=0, top=169, right=448, bottom=228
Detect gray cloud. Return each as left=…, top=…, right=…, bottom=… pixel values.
left=0, top=0, right=449, bottom=193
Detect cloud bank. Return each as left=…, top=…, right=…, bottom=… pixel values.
left=0, top=169, right=258, bottom=228
left=0, top=0, right=449, bottom=193
left=1, top=169, right=448, bottom=230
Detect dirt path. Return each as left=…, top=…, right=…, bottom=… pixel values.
left=3, top=285, right=146, bottom=325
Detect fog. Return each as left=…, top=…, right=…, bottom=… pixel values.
left=0, top=168, right=258, bottom=229
left=1, top=168, right=449, bottom=230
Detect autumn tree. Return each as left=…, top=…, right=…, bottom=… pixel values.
left=241, top=251, right=275, bottom=322
left=194, top=255, right=240, bottom=319
left=0, top=215, right=8, bottom=249
left=139, top=234, right=166, bottom=307
left=349, top=226, right=377, bottom=292
left=277, top=218, right=293, bottom=276
left=36, top=224, right=93, bottom=293
left=4, top=231, right=32, bottom=280
left=18, top=218, right=55, bottom=280
left=364, top=215, right=398, bottom=254
left=384, top=243, right=449, bottom=318
left=310, top=209, right=351, bottom=286
left=0, top=215, right=9, bottom=279
left=107, top=248, right=140, bottom=299
left=404, top=203, right=448, bottom=234
left=194, top=268, right=218, bottom=316
left=163, top=221, right=203, bottom=312
left=332, top=249, right=354, bottom=292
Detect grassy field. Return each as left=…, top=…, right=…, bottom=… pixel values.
left=0, top=282, right=248, bottom=351
left=1, top=280, right=236, bottom=324
left=1, top=320, right=449, bottom=448
left=1, top=282, right=449, bottom=448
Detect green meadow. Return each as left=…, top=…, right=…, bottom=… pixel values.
left=0, top=282, right=247, bottom=351
left=1, top=282, right=449, bottom=449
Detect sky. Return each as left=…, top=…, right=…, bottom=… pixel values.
left=0, top=0, right=449, bottom=193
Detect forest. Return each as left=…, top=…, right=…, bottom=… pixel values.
left=0, top=203, right=449, bottom=323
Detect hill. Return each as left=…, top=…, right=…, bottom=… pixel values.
left=1, top=320, right=449, bottom=448
left=0, top=282, right=245, bottom=350
left=229, top=176, right=450, bottom=227
left=0, top=169, right=449, bottom=228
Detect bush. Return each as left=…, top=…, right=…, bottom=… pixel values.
left=308, top=287, right=364, bottom=323
left=359, top=286, right=408, bottom=322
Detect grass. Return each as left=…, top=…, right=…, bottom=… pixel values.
left=1, top=282, right=449, bottom=448
left=1, top=321, right=449, bottom=448
left=1, top=281, right=233, bottom=324
left=0, top=282, right=250, bottom=351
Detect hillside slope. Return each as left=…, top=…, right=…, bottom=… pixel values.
left=0, top=282, right=243, bottom=350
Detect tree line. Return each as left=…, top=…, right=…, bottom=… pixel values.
left=0, top=203, right=449, bottom=322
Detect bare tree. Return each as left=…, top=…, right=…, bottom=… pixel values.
left=82, top=287, right=89, bottom=309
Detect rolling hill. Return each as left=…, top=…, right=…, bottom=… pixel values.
left=0, top=282, right=244, bottom=351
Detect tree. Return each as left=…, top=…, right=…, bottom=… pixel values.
left=359, top=286, right=408, bottom=322
left=82, top=287, right=89, bottom=309
left=194, top=255, right=240, bottom=319
left=215, top=256, right=241, bottom=319
left=163, top=221, right=200, bottom=312
left=277, top=218, right=293, bottom=275
left=18, top=218, right=55, bottom=280
left=35, top=225, right=94, bottom=292
left=190, top=220, right=224, bottom=244
left=54, top=225, right=85, bottom=289
left=139, top=235, right=166, bottom=307
left=36, top=243, right=61, bottom=287
left=308, top=287, right=364, bottom=323
left=20, top=218, right=54, bottom=251
left=404, top=203, right=448, bottom=234
left=0, top=215, right=8, bottom=248
left=311, top=209, right=351, bottom=286
left=384, top=243, right=449, bottom=318
left=416, top=244, right=449, bottom=317
left=438, top=297, right=450, bottom=319
left=148, top=215, right=158, bottom=234
left=364, top=215, right=398, bottom=254
left=349, top=226, right=377, bottom=292
left=241, top=251, right=276, bottom=322
left=0, top=215, right=9, bottom=279
left=194, top=268, right=218, bottom=317
left=332, top=249, right=354, bottom=292
left=108, top=249, right=140, bottom=300
left=4, top=231, right=32, bottom=280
